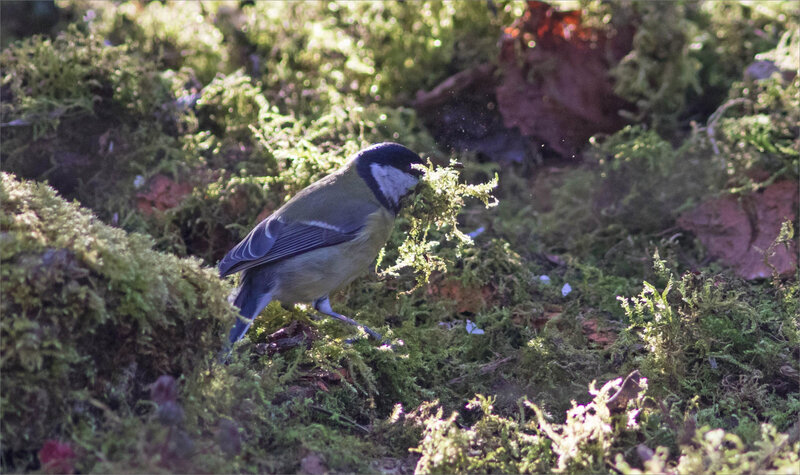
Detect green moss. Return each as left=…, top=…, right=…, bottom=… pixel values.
left=380, top=160, right=498, bottom=291
left=618, top=252, right=799, bottom=440
left=411, top=395, right=552, bottom=474
left=615, top=423, right=800, bottom=474
left=89, top=1, right=232, bottom=85
left=409, top=375, right=799, bottom=474
left=713, top=76, right=799, bottom=193
left=0, top=26, right=192, bottom=234
left=606, top=2, right=701, bottom=132
left=240, top=1, right=507, bottom=115
left=529, top=125, right=718, bottom=275
left=584, top=0, right=798, bottom=132
left=691, top=1, right=799, bottom=112
left=0, top=173, right=233, bottom=468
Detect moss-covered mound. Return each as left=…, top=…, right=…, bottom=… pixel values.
left=0, top=172, right=234, bottom=456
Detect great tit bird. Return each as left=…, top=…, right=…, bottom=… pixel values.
left=219, top=142, right=425, bottom=345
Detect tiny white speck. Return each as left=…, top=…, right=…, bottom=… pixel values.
left=465, top=320, right=485, bottom=335
left=467, top=227, right=485, bottom=239
left=561, top=283, right=572, bottom=296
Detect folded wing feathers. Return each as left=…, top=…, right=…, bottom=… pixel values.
left=218, top=219, right=359, bottom=277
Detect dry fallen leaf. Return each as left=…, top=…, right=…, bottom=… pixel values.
left=582, top=318, right=617, bottom=348
left=300, top=452, right=329, bottom=475
left=677, top=180, right=798, bottom=280
left=428, top=278, right=495, bottom=314
left=513, top=303, right=562, bottom=329
left=136, top=174, right=192, bottom=215
left=495, top=0, right=633, bottom=156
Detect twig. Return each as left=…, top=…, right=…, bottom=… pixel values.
left=448, top=355, right=516, bottom=384
left=706, top=98, right=751, bottom=155
left=413, top=63, right=495, bottom=110
left=310, top=405, right=370, bottom=434
left=0, top=107, right=68, bottom=127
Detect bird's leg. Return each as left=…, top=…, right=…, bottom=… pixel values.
left=313, top=296, right=382, bottom=340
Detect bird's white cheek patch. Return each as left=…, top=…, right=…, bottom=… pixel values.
left=370, top=163, right=418, bottom=206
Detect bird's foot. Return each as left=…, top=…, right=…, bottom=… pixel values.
left=313, top=296, right=383, bottom=342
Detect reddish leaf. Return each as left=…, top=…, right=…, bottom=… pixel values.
left=496, top=1, right=633, bottom=156
left=427, top=279, right=495, bottom=314
left=337, top=367, right=353, bottom=383
left=300, top=452, right=329, bottom=475
left=136, top=174, right=193, bottom=215
left=38, top=440, right=76, bottom=474
left=677, top=181, right=798, bottom=280
left=512, top=303, right=562, bottom=329
left=582, top=318, right=617, bottom=348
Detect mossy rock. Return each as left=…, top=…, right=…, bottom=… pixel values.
left=0, top=173, right=235, bottom=453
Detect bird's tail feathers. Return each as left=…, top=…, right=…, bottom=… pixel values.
left=227, top=272, right=273, bottom=345
left=228, top=315, right=254, bottom=345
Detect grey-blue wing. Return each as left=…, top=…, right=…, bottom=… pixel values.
left=218, top=219, right=361, bottom=277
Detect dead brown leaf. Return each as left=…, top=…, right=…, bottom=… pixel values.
left=428, top=278, right=495, bottom=314
left=677, top=180, right=798, bottom=280
left=136, top=174, right=192, bottom=215
left=513, top=303, right=562, bottom=328
left=496, top=1, right=633, bottom=156
left=582, top=318, right=617, bottom=348
left=606, top=370, right=644, bottom=413
left=300, top=452, right=328, bottom=475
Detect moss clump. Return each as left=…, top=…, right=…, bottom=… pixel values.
left=411, top=395, right=552, bottom=474
left=240, top=1, right=507, bottom=115
left=90, top=1, right=232, bottom=85
left=0, top=173, right=234, bottom=467
left=618, top=252, right=799, bottom=441
left=692, top=1, right=799, bottom=113
left=410, top=376, right=648, bottom=474
left=380, top=160, right=498, bottom=291
left=0, top=26, right=190, bottom=231
left=605, top=1, right=701, bottom=132
left=584, top=0, right=797, bottom=132
left=616, top=423, right=800, bottom=475
left=409, top=374, right=799, bottom=474
left=712, top=76, right=799, bottom=193
left=529, top=125, right=718, bottom=276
